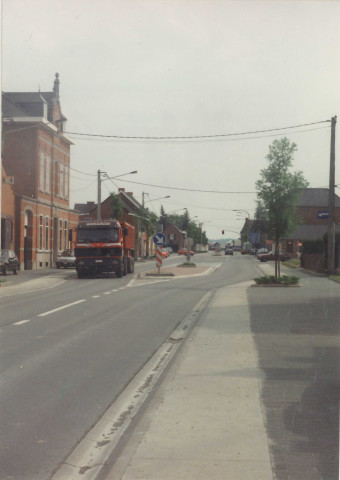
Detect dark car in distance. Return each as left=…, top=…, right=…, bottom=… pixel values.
left=225, top=248, right=234, bottom=255
left=0, top=249, right=20, bottom=275
left=258, top=251, right=290, bottom=262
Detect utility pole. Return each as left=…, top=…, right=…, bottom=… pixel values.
left=97, top=170, right=106, bottom=220
left=141, top=192, right=145, bottom=258
left=327, top=116, right=337, bottom=274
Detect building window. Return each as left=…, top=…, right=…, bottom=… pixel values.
left=55, top=162, right=59, bottom=196
left=64, top=166, right=69, bottom=199
left=64, top=220, right=68, bottom=249
left=59, top=219, right=63, bottom=250
left=45, top=217, right=49, bottom=250
left=39, top=215, right=43, bottom=250
left=39, top=152, right=45, bottom=191
left=60, top=165, right=64, bottom=198
left=46, top=156, right=51, bottom=194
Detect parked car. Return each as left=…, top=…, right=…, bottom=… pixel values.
left=225, top=248, right=234, bottom=255
left=178, top=248, right=194, bottom=256
left=240, top=249, right=249, bottom=255
left=160, top=248, right=169, bottom=258
left=256, top=248, right=269, bottom=258
left=0, top=249, right=20, bottom=275
left=56, top=249, right=76, bottom=268
left=249, top=248, right=256, bottom=255
left=258, top=251, right=290, bottom=262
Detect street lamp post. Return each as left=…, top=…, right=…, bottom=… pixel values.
left=232, top=209, right=250, bottom=218
left=97, top=170, right=137, bottom=220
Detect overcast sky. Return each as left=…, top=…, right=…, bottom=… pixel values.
left=2, top=0, right=340, bottom=240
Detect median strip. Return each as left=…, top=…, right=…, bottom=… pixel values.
left=38, top=299, right=86, bottom=317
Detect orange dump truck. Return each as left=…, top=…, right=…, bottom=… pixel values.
left=74, top=219, right=135, bottom=278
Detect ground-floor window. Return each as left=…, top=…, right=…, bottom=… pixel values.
left=45, top=217, right=49, bottom=250
left=59, top=219, right=63, bottom=250
left=39, top=215, right=43, bottom=250
left=64, top=220, right=68, bottom=249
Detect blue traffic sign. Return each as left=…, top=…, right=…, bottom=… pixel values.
left=153, top=232, right=166, bottom=246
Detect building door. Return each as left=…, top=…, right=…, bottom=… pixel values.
left=24, top=211, right=33, bottom=270
left=53, top=217, right=58, bottom=266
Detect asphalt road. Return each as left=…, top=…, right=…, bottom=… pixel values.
left=0, top=252, right=258, bottom=480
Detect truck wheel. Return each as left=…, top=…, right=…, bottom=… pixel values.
left=116, top=261, right=123, bottom=278
left=77, top=271, right=85, bottom=278
left=127, top=257, right=135, bottom=273
left=123, top=257, right=127, bottom=276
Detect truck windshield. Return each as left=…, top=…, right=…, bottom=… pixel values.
left=77, top=228, right=119, bottom=243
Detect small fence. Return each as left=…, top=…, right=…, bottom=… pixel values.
left=300, top=253, right=326, bottom=273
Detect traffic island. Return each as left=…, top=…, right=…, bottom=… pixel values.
left=252, top=275, right=301, bottom=287
left=140, top=264, right=210, bottom=279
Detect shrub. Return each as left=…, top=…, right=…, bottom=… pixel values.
left=254, top=275, right=299, bottom=285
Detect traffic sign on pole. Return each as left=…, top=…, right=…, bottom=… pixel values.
left=153, top=232, right=166, bottom=246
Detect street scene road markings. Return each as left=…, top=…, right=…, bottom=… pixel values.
left=104, top=292, right=111, bottom=295
left=92, top=295, right=100, bottom=298
left=14, top=320, right=31, bottom=326
left=38, top=299, right=86, bottom=317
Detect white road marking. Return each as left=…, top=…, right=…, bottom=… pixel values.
left=104, top=292, right=111, bottom=295
left=14, top=320, right=30, bottom=326
left=92, top=295, right=100, bottom=298
left=38, top=299, right=86, bottom=317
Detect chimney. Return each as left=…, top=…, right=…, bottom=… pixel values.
left=53, top=73, right=60, bottom=100
left=118, top=188, right=125, bottom=192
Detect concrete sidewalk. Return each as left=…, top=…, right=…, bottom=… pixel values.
left=104, top=278, right=273, bottom=480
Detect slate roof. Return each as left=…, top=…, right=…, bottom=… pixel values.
left=3, top=92, right=48, bottom=118
left=2, top=74, right=67, bottom=122
left=297, top=188, right=340, bottom=207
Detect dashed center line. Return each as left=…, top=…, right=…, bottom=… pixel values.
left=38, top=299, right=87, bottom=317
left=14, top=320, right=30, bottom=326
left=92, top=295, right=100, bottom=298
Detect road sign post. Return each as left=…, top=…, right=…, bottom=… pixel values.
left=155, top=246, right=163, bottom=276
left=153, top=233, right=166, bottom=276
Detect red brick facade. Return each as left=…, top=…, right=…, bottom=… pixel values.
left=1, top=164, right=16, bottom=250
left=1, top=75, right=79, bottom=269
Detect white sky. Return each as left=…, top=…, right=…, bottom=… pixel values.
left=2, top=0, right=340, bottom=240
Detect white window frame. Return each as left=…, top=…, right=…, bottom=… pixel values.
left=39, top=215, right=43, bottom=250
left=46, top=155, right=51, bottom=194
left=45, top=217, right=49, bottom=250
left=39, top=152, right=45, bottom=191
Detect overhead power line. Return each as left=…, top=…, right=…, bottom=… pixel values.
left=64, top=120, right=330, bottom=141
left=113, top=178, right=256, bottom=194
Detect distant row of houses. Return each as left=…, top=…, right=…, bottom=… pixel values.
left=240, top=187, right=340, bottom=272
left=1, top=74, right=187, bottom=270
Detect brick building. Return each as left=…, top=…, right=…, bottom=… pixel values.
left=1, top=164, right=16, bottom=249
left=164, top=223, right=186, bottom=252
left=280, top=188, right=340, bottom=258
left=1, top=74, right=79, bottom=269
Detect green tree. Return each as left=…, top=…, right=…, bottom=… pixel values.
left=256, top=138, right=308, bottom=276
left=182, top=209, right=190, bottom=231
left=110, top=193, right=123, bottom=219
